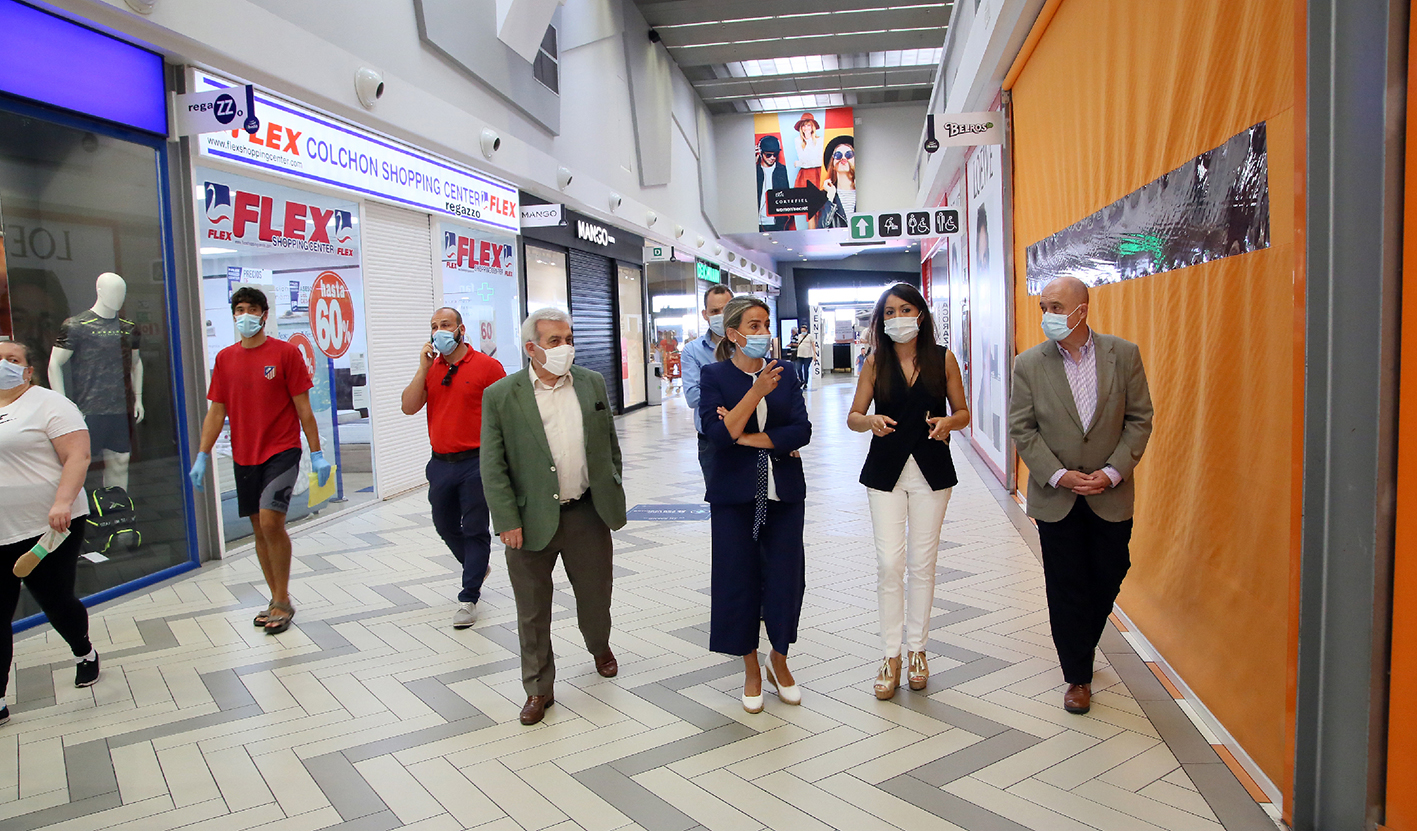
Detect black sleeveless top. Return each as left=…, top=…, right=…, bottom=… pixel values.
left=859, top=346, right=959, bottom=492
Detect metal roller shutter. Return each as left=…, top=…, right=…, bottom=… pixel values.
left=568, top=249, right=622, bottom=412
left=362, top=202, right=435, bottom=498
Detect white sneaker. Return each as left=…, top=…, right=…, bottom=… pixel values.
left=452, top=602, right=478, bottom=629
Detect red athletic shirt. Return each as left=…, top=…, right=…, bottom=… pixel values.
left=208, top=338, right=314, bottom=466
left=424, top=347, right=506, bottom=454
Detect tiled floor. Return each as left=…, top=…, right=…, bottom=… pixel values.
left=6, top=374, right=1279, bottom=831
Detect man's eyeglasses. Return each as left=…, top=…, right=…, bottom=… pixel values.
left=833, top=149, right=854, bottom=161
left=441, top=361, right=461, bottom=386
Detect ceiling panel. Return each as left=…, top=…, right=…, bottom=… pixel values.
left=654, top=8, right=949, bottom=50
left=634, top=0, right=949, bottom=113
left=636, top=0, right=949, bottom=28
left=669, top=30, right=947, bottom=67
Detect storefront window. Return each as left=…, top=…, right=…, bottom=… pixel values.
left=617, top=264, right=645, bottom=408
left=525, top=244, right=568, bottom=314
left=195, top=168, right=373, bottom=542
left=1, top=107, right=192, bottom=615
left=440, top=223, right=520, bottom=375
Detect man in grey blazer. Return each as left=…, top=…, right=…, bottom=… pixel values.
left=1009, top=276, right=1153, bottom=715
left=480, top=308, right=627, bottom=725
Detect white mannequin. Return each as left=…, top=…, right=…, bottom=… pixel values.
left=50, top=272, right=144, bottom=490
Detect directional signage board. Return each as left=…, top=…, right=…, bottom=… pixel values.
left=849, top=209, right=960, bottom=241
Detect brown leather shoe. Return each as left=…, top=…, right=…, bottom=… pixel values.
left=1063, top=683, right=1091, bottom=714
left=594, top=649, right=618, bottom=678
left=519, top=694, right=554, bottom=725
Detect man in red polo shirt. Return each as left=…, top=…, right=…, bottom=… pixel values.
left=402, top=307, right=506, bottom=628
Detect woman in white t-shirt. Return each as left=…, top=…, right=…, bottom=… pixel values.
left=0, top=340, right=100, bottom=726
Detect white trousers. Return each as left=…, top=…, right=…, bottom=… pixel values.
left=867, top=457, right=952, bottom=659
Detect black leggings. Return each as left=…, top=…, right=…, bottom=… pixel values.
left=1, top=524, right=92, bottom=698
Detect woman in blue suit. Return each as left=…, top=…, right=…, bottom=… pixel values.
left=699, top=297, right=812, bottom=713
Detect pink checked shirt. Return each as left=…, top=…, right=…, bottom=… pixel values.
left=1048, top=331, right=1122, bottom=489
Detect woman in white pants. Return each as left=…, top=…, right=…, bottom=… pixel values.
left=848, top=284, right=970, bottom=699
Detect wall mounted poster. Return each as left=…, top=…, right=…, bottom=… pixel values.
left=754, top=107, right=853, bottom=231
left=967, top=144, right=1007, bottom=478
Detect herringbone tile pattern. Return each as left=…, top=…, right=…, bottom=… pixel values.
left=4, top=375, right=1269, bottom=830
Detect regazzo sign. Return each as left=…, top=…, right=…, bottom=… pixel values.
left=193, top=71, right=519, bottom=234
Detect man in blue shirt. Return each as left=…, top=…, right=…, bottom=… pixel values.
left=681, top=285, right=733, bottom=482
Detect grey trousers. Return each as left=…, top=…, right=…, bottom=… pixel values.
left=505, top=497, right=614, bottom=696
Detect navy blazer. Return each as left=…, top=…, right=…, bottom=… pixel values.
left=698, top=359, right=812, bottom=504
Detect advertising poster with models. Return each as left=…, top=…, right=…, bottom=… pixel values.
left=966, top=143, right=1007, bottom=477
left=753, top=107, right=853, bottom=231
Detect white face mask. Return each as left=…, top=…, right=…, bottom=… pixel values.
left=883, top=315, right=921, bottom=343
left=0, top=360, right=27, bottom=390
left=535, top=344, right=575, bottom=376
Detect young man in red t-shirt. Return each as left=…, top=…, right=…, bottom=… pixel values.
left=401, top=307, right=506, bottom=628
left=188, top=287, right=331, bottom=634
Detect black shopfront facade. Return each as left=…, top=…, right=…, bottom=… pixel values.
left=519, top=202, right=648, bottom=413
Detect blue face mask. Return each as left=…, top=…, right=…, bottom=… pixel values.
left=234, top=313, right=264, bottom=338
left=708, top=314, right=726, bottom=337
left=739, top=333, right=771, bottom=359
left=432, top=329, right=461, bottom=356
left=1041, top=306, right=1082, bottom=341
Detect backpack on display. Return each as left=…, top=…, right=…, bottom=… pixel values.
left=85, top=486, right=141, bottom=554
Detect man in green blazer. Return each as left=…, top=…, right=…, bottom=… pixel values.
left=1009, top=275, right=1153, bottom=717
left=480, top=307, right=627, bottom=725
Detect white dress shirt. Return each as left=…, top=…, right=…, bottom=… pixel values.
left=530, top=367, right=589, bottom=503
left=1048, top=331, right=1121, bottom=489
left=739, top=361, right=778, bottom=502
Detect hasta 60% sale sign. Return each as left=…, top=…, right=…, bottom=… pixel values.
left=309, top=272, right=354, bottom=358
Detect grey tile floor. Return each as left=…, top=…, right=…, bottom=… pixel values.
left=4, top=374, right=1279, bottom=830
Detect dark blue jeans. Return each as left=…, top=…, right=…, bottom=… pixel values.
left=427, top=454, right=492, bottom=604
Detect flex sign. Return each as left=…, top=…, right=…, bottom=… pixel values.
left=203, top=180, right=357, bottom=257
left=193, top=71, right=519, bottom=234
left=443, top=230, right=515, bottom=279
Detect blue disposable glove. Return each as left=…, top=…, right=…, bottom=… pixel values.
left=188, top=451, right=210, bottom=491
left=311, top=450, right=333, bottom=487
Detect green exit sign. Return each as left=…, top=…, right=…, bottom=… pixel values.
left=696, top=260, right=721, bottom=283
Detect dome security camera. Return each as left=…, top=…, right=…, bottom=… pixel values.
left=646, top=211, right=658, bottom=227
left=480, top=128, right=501, bottom=159
left=648, top=29, right=661, bottom=43
left=557, top=166, right=574, bottom=190
left=674, top=224, right=685, bottom=239
left=696, top=235, right=706, bottom=248
left=355, top=67, right=385, bottom=110
left=609, top=193, right=623, bottom=211
left=124, top=0, right=155, bottom=12
left=714, top=245, right=723, bottom=256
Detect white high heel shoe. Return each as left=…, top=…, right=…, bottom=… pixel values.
left=742, top=672, right=764, bottom=714
left=765, top=665, right=801, bottom=705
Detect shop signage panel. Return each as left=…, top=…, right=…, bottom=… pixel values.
left=644, top=244, right=672, bottom=262
left=0, top=0, right=167, bottom=136
left=923, top=111, right=1003, bottom=151
left=575, top=220, right=616, bottom=246
left=193, top=71, right=518, bottom=234
left=174, top=85, right=260, bottom=137
left=695, top=259, right=721, bottom=284
left=442, top=229, right=515, bottom=279
left=520, top=203, right=563, bottom=227
left=765, top=187, right=828, bottom=218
